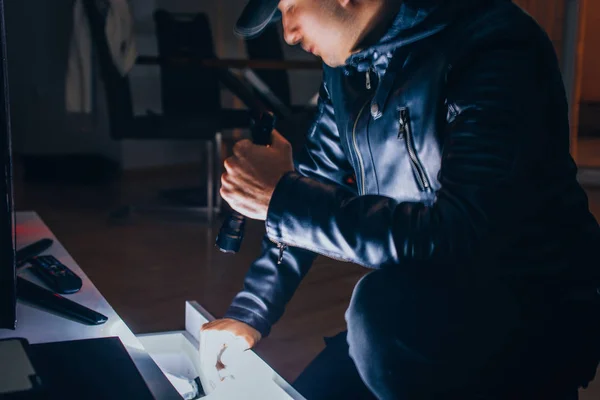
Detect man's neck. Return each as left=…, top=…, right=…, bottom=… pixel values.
left=351, top=0, right=403, bottom=54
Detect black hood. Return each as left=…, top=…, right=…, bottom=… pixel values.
left=346, top=0, right=510, bottom=70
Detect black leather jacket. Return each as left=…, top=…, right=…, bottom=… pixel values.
left=225, top=0, right=600, bottom=337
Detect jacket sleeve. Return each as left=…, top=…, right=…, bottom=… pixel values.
left=224, top=79, right=356, bottom=337
left=264, top=42, right=541, bottom=272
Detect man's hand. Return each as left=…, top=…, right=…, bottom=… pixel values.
left=200, top=318, right=262, bottom=350
left=199, top=319, right=262, bottom=392
left=221, top=130, right=294, bottom=220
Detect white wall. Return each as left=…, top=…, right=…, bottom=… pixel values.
left=5, top=0, right=120, bottom=160
left=121, top=0, right=321, bottom=170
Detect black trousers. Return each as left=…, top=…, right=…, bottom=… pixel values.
left=293, top=268, right=600, bottom=400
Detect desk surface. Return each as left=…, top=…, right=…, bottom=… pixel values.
left=0, top=211, right=181, bottom=399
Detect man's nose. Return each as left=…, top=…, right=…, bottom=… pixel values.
left=281, top=9, right=301, bottom=45
left=283, top=28, right=301, bottom=46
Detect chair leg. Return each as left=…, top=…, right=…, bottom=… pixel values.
left=108, top=137, right=223, bottom=225
left=206, top=139, right=214, bottom=223
left=214, top=132, right=223, bottom=213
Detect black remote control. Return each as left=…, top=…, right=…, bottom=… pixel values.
left=17, top=277, right=108, bottom=325
left=29, top=255, right=83, bottom=295
left=16, top=238, right=54, bottom=267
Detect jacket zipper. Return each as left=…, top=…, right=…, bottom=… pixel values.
left=269, top=238, right=351, bottom=264
left=268, top=237, right=288, bottom=265
left=399, top=107, right=432, bottom=192
left=267, top=92, right=370, bottom=265
left=276, top=242, right=287, bottom=265
left=268, top=98, right=369, bottom=263
left=365, top=67, right=380, bottom=91
left=352, top=101, right=370, bottom=195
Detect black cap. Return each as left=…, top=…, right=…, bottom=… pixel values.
left=234, top=0, right=281, bottom=38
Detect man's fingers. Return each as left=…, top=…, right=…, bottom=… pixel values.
left=223, top=157, right=233, bottom=173
left=219, top=183, right=251, bottom=218
left=221, top=171, right=254, bottom=196
left=201, top=320, right=222, bottom=331
left=232, top=139, right=252, bottom=157
left=221, top=171, right=229, bottom=187
left=224, top=155, right=245, bottom=174
left=219, top=184, right=233, bottom=206
left=220, top=190, right=232, bottom=210
left=201, top=318, right=237, bottom=332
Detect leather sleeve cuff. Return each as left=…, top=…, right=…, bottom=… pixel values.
left=224, top=305, right=272, bottom=338
left=265, top=171, right=304, bottom=244
left=264, top=169, right=393, bottom=268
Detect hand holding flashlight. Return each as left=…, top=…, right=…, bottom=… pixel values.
left=219, top=129, right=294, bottom=222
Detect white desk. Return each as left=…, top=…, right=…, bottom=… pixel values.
left=0, top=211, right=182, bottom=399
left=0, top=211, right=305, bottom=400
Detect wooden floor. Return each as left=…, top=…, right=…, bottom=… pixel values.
left=12, top=160, right=600, bottom=398
left=578, top=138, right=600, bottom=168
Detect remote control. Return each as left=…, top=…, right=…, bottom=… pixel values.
left=17, top=277, right=107, bottom=325
left=16, top=238, right=54, bottom=267
left=29, top=255, right=83, bottom=295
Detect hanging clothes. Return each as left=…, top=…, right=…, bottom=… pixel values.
left=65, top=0, right=137, bottom=113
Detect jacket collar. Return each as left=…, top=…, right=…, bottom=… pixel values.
left=345, top=0, right=510, bottom=71
left=345, top=0, right=446, bottom=71
left=344, top=0, right=510, bottom=121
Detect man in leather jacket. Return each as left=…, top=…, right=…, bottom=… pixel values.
left=201, top=0, right=600, bottom=398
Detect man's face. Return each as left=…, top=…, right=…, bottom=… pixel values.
left=278, top=0, right=356, bottom=67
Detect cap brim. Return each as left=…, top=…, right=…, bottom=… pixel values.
left=234, top=0, right=281, bottom=39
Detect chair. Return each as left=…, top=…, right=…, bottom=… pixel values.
left=82, top=1, right=251, bottom=222
left=244, top=24, right=292, bottom=108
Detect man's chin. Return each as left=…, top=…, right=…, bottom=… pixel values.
left=321, top=55, right=343, bottom=68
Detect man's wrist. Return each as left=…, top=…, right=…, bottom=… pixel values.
left=224, top=305, right=272, bottom=338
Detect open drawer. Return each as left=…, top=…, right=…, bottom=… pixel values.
left=137, top=301, right=305, bottom=400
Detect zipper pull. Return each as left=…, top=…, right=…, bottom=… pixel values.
left=276, top=243, right=287, bottom=265
left=365, top=70, right=371, bottom=90
left=398, top=107, right=408, bottom=139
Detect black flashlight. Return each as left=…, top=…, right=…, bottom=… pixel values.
left=215, top=112, right=276, bottom=254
